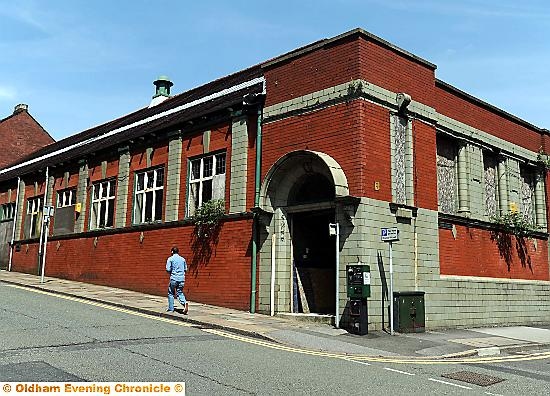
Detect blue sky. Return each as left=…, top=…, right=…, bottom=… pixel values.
left=1, top=0, right=549, bottom=141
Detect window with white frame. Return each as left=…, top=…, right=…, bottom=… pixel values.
left=0, top=202, right=16, bottom=221
left=26, top=197, right=42, bottom=238
left=57, top=188, right=77, bottom=208
left=90, top=179, right=116, bottom=229
left=188, top=152, right=226, bottom=216
left=134, top=168, right=164, bottom=224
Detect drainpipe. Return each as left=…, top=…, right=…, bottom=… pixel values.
left=8, top=177, right=21, bottom=271
left=251, top=106, right=263, bottom=313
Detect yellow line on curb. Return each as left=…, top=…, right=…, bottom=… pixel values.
left=202, top=328, right=550, bottom=365
left=7, top=283, right=550, bottom=365
left=5, top=284, right=194, bottom=327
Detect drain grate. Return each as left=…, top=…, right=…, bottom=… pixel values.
left=441, top=371, right=505, bottom=387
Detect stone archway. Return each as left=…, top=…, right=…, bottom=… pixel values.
left=257, top=150, right=350, bottom=315
left=259, top=150, right=349, bottom=212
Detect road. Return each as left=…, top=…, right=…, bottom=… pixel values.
left=1, top=282, right=549, bottom=395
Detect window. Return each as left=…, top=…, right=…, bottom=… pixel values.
left=520, top=165, right=536, bottom=225
left=26, top=197, right=42, bottom=238
left=57, top=188, right=77, bottom=208
left=90, top=180, right=116, bottom=229
left=188, top=153, right=226, bottom=216
left=134, top=168, right=164, bottom=224
left=393, top=115, right=407, bottom=204
left=0, top=202, right=16, bottom=221
left=436, top=135, right=457, bottom=214
left=483, top=151, right=499, bottom=217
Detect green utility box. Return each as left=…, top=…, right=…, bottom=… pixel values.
left=393, top=291, right=425, bottom=333
left=346, top=264, right=371, bottom=298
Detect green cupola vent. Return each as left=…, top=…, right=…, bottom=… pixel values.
left=153, top=75, right=173, bottom=98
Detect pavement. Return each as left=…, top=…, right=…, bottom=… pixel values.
left=2, top=269, right=549, bottom=359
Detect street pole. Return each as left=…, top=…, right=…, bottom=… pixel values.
left=335, top=222, right=340, bottom=329
left=389, top=241, right=394, bottom=335
left=40, top=167, right=49, bottom=283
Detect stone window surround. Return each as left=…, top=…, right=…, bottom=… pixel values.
left=436, top=130, right=547, bottom=228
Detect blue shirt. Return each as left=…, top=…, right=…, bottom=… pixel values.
left=166, top=253, right=187, bottom=282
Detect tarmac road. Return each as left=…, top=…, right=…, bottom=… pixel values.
left=1, top=282, right=549, bottom=395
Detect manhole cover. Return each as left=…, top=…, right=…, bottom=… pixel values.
left=441, top=371, right=504, bottom=387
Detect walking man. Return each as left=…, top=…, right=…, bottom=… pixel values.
left=166, top=246, right=188, bottom=314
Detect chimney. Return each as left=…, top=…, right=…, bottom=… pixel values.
left=149, top=76, right=173, bottom=107
left=13, top=103, right=28, bottom=114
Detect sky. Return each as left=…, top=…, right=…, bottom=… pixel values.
left=0, top=0, right=549, bottom=141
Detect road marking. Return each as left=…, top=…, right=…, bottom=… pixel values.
left=343, top=359, right=370, bottom=366
left=485, top=392, right=504, bottom=396
left=384, top=367, right=415, bottom=376
left=7, top=283, right=550, bottom=366
left=428, top=378, right=472, bottom=390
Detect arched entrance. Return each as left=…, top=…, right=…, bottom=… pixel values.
left=258, top=150, right=349, bottom=316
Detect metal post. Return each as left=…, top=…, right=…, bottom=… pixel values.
left=389, top=241, right=394, bottom=335
left=335, top=222, right=340, bottom=329
left=270, top=232, right=276, bottom=316
left=40, top=216, right=49, bottom=283
left=39, top=167, right=49, bottom=283
left=37, top=167, right=48, bottom=275
left=8, top=177, right=21, bottom=271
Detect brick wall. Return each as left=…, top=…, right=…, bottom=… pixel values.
left=262, top=101, right=365, bottom=197
left=11, top=218, right=253, bottom=310
left=439, top=225, right=549, bottom=280
left=0, top=110, right=54, bottom=169
left=435, top=85, right=543, bottom=152
left=264, top=37, right=361, bottom=106
left=412, top=120, right=438, bottom=211
left=359, top=39, right=435, bottom=106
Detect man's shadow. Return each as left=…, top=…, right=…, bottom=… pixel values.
left=174, top=308, right=188, bottom=315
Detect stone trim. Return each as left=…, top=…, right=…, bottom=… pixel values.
left=229, top=117, right=248, bottom=214
left=441, top=274, right=550, bottom=285
left=74, top=161, right=89, bottom=233
left=115, top=149, right=131, bottom=228
left=165, top=134, right=183, bottom=222
left=264, top=78, right=540, bottom=164
left=14, top=179, right=25, bottom=240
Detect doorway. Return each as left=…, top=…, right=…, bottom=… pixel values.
left=291, top=209, right=335, bottom=314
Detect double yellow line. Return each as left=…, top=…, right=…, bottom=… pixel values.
left=7, top=283, right=550, bottom=365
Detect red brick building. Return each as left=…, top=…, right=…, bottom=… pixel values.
left=0, top=104, right=54, bottom=169
left=1, top=29, right=549, bottom=330
left=0, top=104, right=54, bottom=270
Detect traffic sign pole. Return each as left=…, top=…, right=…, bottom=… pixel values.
left=381, top=227, right=398, bottom=335
left=389, top=241, right=394, bottom=335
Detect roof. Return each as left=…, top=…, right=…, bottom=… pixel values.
left=262, top=27, right=437, bottom=71
left=0, top=65, right=263, bottom=182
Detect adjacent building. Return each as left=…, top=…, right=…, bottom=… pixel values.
left=1, top=28, right=549, bottom=330
left=0, top=104, right=54, bottom=270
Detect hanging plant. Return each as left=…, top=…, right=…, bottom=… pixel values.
left=490, top=211, right=539, bottom=237
left=193, top=199, right=225, bottom=239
